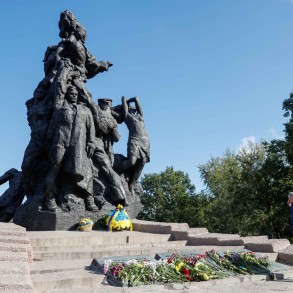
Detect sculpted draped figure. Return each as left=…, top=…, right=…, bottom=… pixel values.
left=8, top=11, right=149, bottom=229
left=44, top=86, right=97, bottom=212
left=53, top=10, right=112, bottom=111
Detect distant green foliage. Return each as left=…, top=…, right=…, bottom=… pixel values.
left=137, top=167, right=208, bottom=227
left=138, top=93, right=293, bottom=239
left=138, top=142, right=292, bottom=238
left=198, top=141, right=293, bottom=238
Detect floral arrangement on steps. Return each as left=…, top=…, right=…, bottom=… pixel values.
left=103, top=250, right=271, bottom=287
left=78, top=217, right=93, bottom=232
left=106, top=204, right=133, bottom=231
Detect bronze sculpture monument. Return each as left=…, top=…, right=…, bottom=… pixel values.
left=0, top=10, right=150, bottom=230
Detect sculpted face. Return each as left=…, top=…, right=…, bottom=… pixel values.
left=66, top=87, right=78, bottom=104
left=99, top=99, right=112, bottom=110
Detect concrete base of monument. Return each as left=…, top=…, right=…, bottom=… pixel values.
left=13, top=198, right=141, bottom=231
left=13, top=202, right=99, bottom=231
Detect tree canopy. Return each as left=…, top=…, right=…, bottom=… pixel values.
left=137, top=167, right=209, bottom=227
left=198, top=141, right=292, bottom=238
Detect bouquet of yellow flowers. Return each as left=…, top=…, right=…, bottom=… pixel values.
left=78, top=217, right=93, bottom=232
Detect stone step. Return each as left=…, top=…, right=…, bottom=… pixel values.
left=28, top=231, right=172, bottom=247
left=241, top=236, right=269, bottom=244
left=172, top=228, right=209, bottom=240
left=0, top=286, right=37, bottom=293
left=0, top=235, right=30, bottom=245
left=32, top=240, right=187, bottom=252
left=0, top=250, right=29, bottom=262
left=32, top=241, right=189, bottom=260
left=0, top=236, right=33, bottom=262
left=0, top=242, right=31, bottom=253
left=188, top=228, right=209, bottom=234
left=31, top=259, right=92, bottom=274
left=277, top=244, right=293, bottom=264
left=0, top=273, right=33, bottom=288
left=42, top=286, right=105, bottom=293
left=0, top=261, right=30, bottom=274
left=31, top=270, right=105, bottom=293
left=0, top=230, right=28, bottom=237
left=132, top=219, right=190, bottom=234
left=245, top=239, right=290, bottom=253
left=0, top=222, right=27, bottom=231
left=187, top=233, right=244, bottom=246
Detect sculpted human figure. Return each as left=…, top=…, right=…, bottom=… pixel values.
left=0, top=169, right=25, bottom=222
left=118, top=96, right=150, bottom=191
left=21, top=86, right=53, bottom=195
left=44, top=86, right=97, bottom=212
left=96, top=99, right=121, bottom=164
left=86, top=98, right=128, bottom=206
left=53, top=10, right=112, bottom=111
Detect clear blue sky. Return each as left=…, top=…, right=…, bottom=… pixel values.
left=1, top=0, right=293, bottom=195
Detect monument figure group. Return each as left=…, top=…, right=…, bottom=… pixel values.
left=0, top=10, right=150, bottom=230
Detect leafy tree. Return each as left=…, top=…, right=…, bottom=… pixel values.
left=283, top=91, right=293, bottom=164
left=198, top=141, right=292, bottom=238
left=137, top=166, right=207, bottom=227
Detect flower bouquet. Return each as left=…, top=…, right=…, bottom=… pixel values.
left=78, top=217, right=93, bottom=232
left=106, top=204, right=133, bottom=231
left=224, top=251, right=271, bottom=274
left=103, top=250, right=272, bottom=287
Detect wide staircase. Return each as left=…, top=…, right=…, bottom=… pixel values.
left=2, top=220, right=293, bottom=292
left=28, top=230, right=193, bottom=292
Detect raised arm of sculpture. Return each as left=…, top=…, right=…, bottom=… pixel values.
left=85, top=50, right=113, bottom=79
left=127, top=96, right=143, bottom=116
left=121, top=96, right=128, bottom=120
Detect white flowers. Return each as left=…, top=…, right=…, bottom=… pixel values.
left=103, top=259, right=113, bottom=274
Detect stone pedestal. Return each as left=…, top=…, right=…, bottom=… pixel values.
left=13, top=202, right=98, bottom=231
left=13, top=197, right=141, bottom=231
